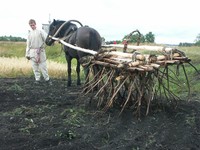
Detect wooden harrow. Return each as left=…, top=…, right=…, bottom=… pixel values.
left=51, top=36, right=194, bottom=118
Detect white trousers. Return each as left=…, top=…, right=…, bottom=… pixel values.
left=29, top=48, right=49, bottom=81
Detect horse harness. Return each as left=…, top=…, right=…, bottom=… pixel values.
left=60, top=26, right=78, bottom=43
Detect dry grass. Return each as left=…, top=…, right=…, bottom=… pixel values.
left=0, top=57, right=68, bottom=79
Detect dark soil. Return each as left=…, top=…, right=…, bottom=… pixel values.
left=0, top=77, right=200, bottom=150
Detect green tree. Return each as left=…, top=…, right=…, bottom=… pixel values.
left=194, top=33, right=200, bottom=46
left=123, top=31, right=155, bottom=44
left=123, top=33, right=145, bottom=44
left=195, top=33, right=200, bottom=42
left=134, top=33, right=145, bottom=43
left=145, top=32, right=155, bottom=43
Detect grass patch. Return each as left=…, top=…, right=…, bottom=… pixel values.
left=0, top=41, right=67, bottom=63
left=156, top=63, right=200, bottom=100
left=0, top=57, right=69, bottom=79
left=8, top=83, right=24, bottom=92
left=61, top=108, right=86, bottom=127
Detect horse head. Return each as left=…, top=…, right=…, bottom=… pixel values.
left=45, top=19, right=83, bottom=46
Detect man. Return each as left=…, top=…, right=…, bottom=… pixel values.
left=25, top=19, right=52, bottom=85
left=122, top=39, right=128, bottom=53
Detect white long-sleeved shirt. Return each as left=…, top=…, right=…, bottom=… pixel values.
left=26, top=29, right=47, bottom=57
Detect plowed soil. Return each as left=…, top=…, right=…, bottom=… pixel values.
left=0, top=77, right=200, bottom=150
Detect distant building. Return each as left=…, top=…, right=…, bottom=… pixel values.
left=42, top=14, right=51, bottom=34
left=42, top=24, right=50, bottom=34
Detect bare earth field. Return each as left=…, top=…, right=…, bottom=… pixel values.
left=0, top=77, right=200, bottom=150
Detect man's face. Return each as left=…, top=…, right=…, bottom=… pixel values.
left=29, top=23, right=36, bottom=30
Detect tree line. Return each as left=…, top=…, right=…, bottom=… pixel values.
left=0, top=36, right=26, bottom=42
left=1, top=32, right=200, bottom=46
left=104, top=32, right=155, bottom=44
left=105, top=32, right=200, bottom=46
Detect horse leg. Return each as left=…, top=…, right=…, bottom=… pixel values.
left=76, top=59, right=81, bottom=85
left=92, top=64, right=100, bottom=90
left=83, top=65, right=90, bottom=85
left=65, top=54, right=72, bottom=87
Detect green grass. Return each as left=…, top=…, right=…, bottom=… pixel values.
left=0, top=41, right=67, bottom=63
left=158, top=63, right=200, bottom=100
left=178, top=46, right=200, bottom=64
left=0, top=41, right=26, bottom=58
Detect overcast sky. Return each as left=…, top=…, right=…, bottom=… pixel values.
left=0, top=0, right=199, bottom=44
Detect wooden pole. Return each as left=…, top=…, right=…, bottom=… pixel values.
left=51, top=36, right=98, bottom=55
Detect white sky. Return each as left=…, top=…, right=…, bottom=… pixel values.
left=0, top=0, right=199, bottom=44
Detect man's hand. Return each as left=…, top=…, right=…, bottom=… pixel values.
left=26, top=56, right=31, bottom=60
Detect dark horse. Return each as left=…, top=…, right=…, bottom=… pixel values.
left=45, top=19, right=102, bottom=86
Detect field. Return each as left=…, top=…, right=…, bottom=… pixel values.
left=0, top=42, right=200, bottom=150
